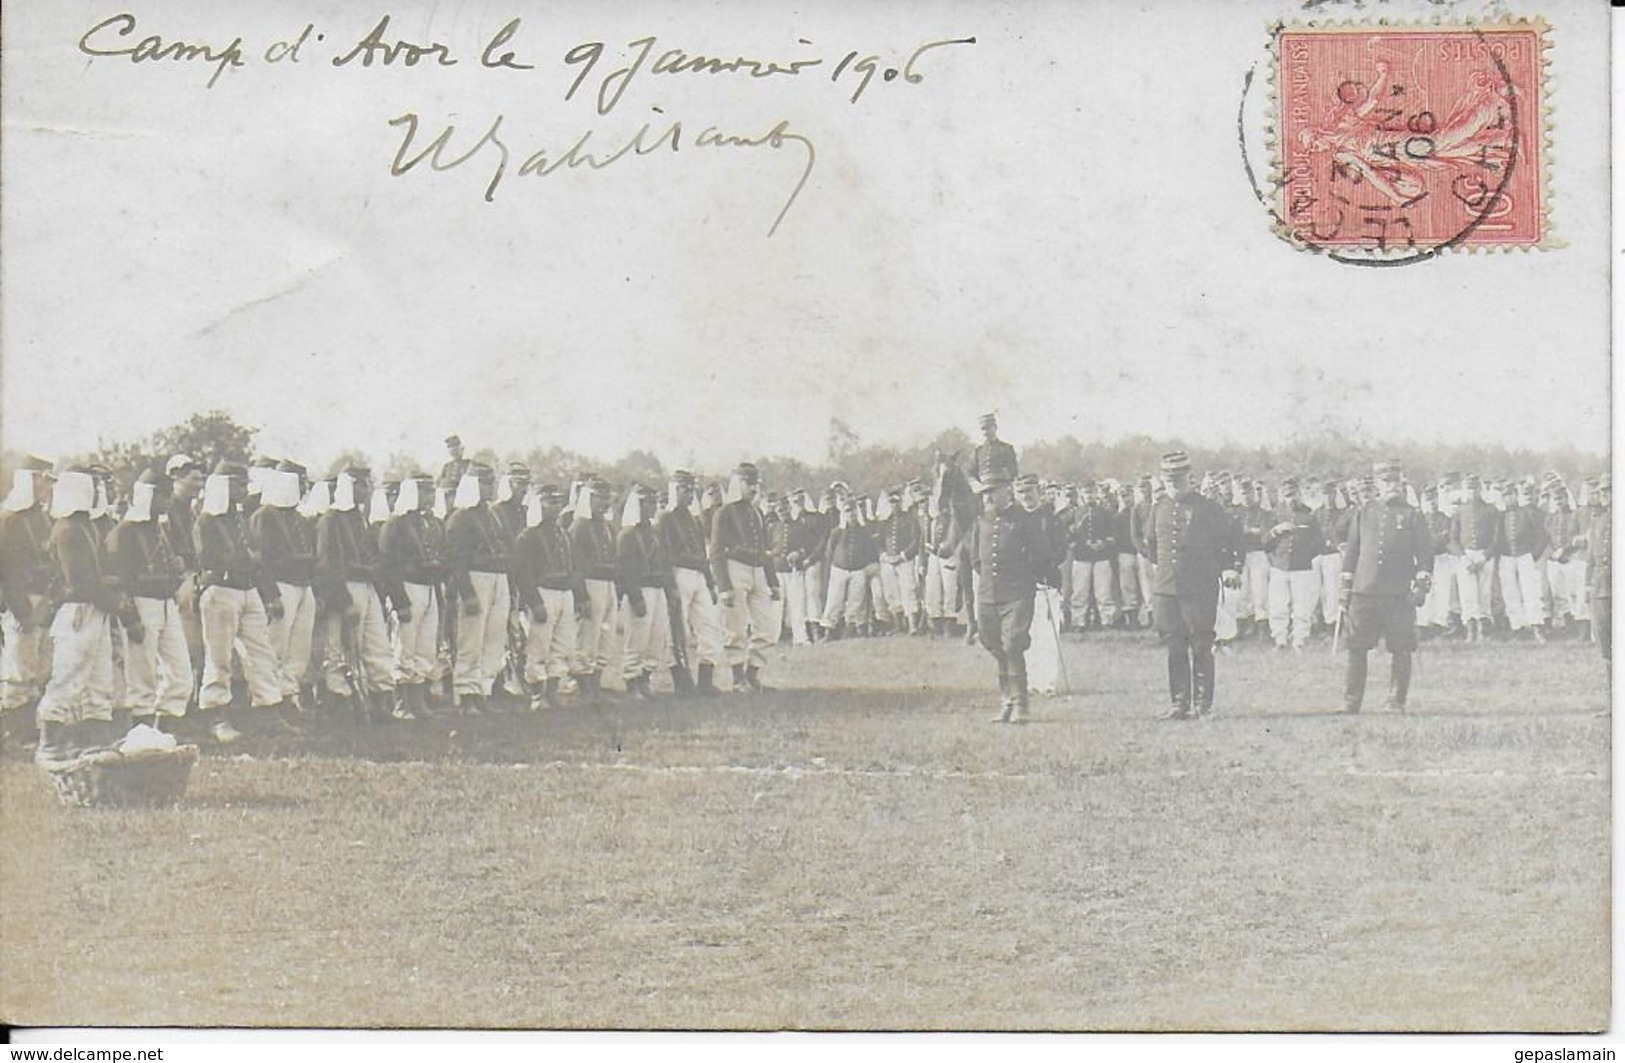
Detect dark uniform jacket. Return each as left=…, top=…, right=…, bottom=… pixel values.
left=195, top=508, right=278, bottom=602
left=1543, top=508, right=1582, bottom=563
left=108, top=518, right=184, bottom=600
left=1499, top=505, right=1546, bottom=558
left=1423, top=510, right=1453, bottom=558
left=1266, top=503, right=1326, bottom=572
left=513, top=518, right=579, bottom=612
left=1069, top=503, right=1116, bottom=563
left=876, top=512, right=921, bottom=564
left=616, top=522, right=671, bottom=604
left=1315, top=506, right=1352, bottom=557
left=769, top=515, right=817, bottom=573
left=659, top=507, right=710, bottom=576
left=1143, top=491, right=1239, bottom=599
left=569, top=515, right=618, bottom=584
left=0, top=504, right=53, bottom=615
left=317, top=508, right=401, bottom=613
left=446, top=504, right=513, bottom=600
left=969, top=440, right=1018, bottom=488
left=824, top=522, right=876, bottom=572
left=1587, top=506, right=1611, bottom=599
left=968, top=503, right=1051, bottom=605
left=709, top=501, right=779, bottom=593
left=165, top=497, right=198, bottom=572
left=1237, top=504, right=1270, bottom=555
left=381, top=510, right=447, bottom=589
left=1449, top=498, right=1502, bottom=556
left=252, top=506, right=316, bottom=588
left=1343, top=497, right=1433, bottom=597
left=1129, top=500, right=1154, bottom=557
left=51, top=514, right=122, bottom=614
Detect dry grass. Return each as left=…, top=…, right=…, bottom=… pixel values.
left=0, top=630, right=1609, bottom=1031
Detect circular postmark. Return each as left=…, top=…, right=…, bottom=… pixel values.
left=1238, top=23, right=1535, bottom=267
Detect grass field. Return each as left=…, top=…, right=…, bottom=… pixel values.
left=0, top=629, right=1610, bottom=1031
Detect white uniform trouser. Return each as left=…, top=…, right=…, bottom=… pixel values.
left=324, top=580, right=397, bottom=695
left=522, top=588, right=577, bottom=684
left=1242, top=550, right=1270, bottom=621
left=671, top=567, right=722, bottom=666
left=1422, top=554, right=1458, bottom=627
left=37, top=603, right=114, bottom=725
left=1454, top=551, right=1494, bottom=622
left=1070, top=559, right=1117, bottom=623
left=1, top=594, right=48, bottom=712
left=923, top=553, right=961, bottom=619
left=823, top=565, right=868, bottom=628
left=866, top=563, right=887, bottom=620
left=1313, top=553, right=1343, bottom=625
left=267, top=582, right=316, bottom=699
left=1267, top=568, right=1318, bottom=648
left=1498, top=554, right=1546, bottom=630
left=1215, top=582, right=1240, bottom=641
left=1547, top=558, right=1590, bottom=622
left=802, top=561, right=826, bottom=633
left=395, top=582, right=440, bottom=685
left=724, top=560, right=778, bottom=669
left=574, top=577, right=615, bottom=675
left=453, top=570, right=510, bottom=696
left=1027, top=587, right=1064, bottom=695
left=779, top=569, right=810, bottom=644
left=620, top=587, right=670, bottom=680
left=1136, top=556, right=1155, bottom=622
left=1116, top=552, right=1143, bottom=617
left=124, top=596, right=193, bottom=717
left=878, top=558, right=919, bottom=616
left=199, top=585, right=281, bottom=710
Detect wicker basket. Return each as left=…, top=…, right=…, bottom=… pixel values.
left=38, top=744, right=200, bottom=808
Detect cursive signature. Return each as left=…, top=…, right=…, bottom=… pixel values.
left=387, top=111, right=816, bottom=236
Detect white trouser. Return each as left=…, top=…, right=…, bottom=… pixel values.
left=779, top=569, right=810, bottom=643
left=1267, top=568, right=1319, bottom=647
left=453, top=570, right=510, bottom=695
left=1547, top=558, right=1590, bottom=622
left=1313, top=554, right=1343, bottom=624
left=1498, top=554, right=1546, bottom=630
left=879, top=558, right=919, bottom=616
left=1116, top=552, right=1143, bottom=617
left=324, top=581, right=397, bottom=695
left=1422, top=554, right=1458, bottom=627
left=1453, top=552, right=1495, bottom=623
left=823, top=565, right=868, bottom=628
left=574, top=577, right=616, bottom=675
left=1215, top=582, right=1240, bottom=641
left=620, top=587, right=670, bottom=680
left=124, top=596, right=194, bottom=717
left=395, top=582, right=441, bottom=685
left=1136, top=556, right=1155, bottom=620
left=267, top=582, right=316, bottom=699
left=1027, top=587, right=1064, bottom=694
left=866, top=563, right=887, bottom=620
left=671, top=567, right=722, bottom=666
left=923, top=553, right=961, bottom=619
left=198, top=585, right=281, bottom=710
left=1070, top=559, right=1117, bottom=623
left=522, top=588, right=578, bottom=683
left=1, top=594, right=48, bottom=712
left=37, top=603, right=114, bottom=725
left=802, top=561, right=827, bottom=632
left=724, top=560, right=779, bottom=669
left=1242, top=550, right=1270, bottom=621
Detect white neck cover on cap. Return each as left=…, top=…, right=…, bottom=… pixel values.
left=526, top=494, right=545, bottom=529
left=394, top=479, right=421, bottom=517
left=875, top=493, right=894, bottom=521
left=201, top=474, right=232, bottom=516
left=433, top=487, right=450, bottom=520
left=262, top=470, right=301, bottom=510
left=368, top=486, right=392, bottom=524
left=126, top=481, right=156, bottom=523
left=299, top=480, right=331, bottom=519
left=622, top=489, right=646, bottom=527
left=572, top=485, right=596, bottom=522
left=453, top=473, right=482, bottom=510
left=725, top=473, right=746, bottom=505
left=497, top=474, right=515, bottom=503
left=331, top=473, right=358, bottom=513
left=1, top=469, right=36, bottom=514
left=51, top=471, right=96, bottom=519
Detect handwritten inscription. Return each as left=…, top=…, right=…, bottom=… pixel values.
left=78, top=13, right=247, bottom=89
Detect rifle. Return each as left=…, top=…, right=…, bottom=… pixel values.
left=443, top=583, right=460, bottom=708
left=340, top=612, right=373, bottom=723
left=505, top=607, right=532, bottom=701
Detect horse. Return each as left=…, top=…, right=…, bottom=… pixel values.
left=930, top=451, right=980, bottom=640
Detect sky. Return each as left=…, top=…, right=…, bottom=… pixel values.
left=1, top=0, right=1610, bottom=475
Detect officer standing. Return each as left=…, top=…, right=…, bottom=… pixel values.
left=380, top=473, right=445, bottom=721
left=709, top=462, right=780, bottom=692
left=968, top=413, right=1019, bottom=497
left=969, top=473, right=1051, bottom=723
left=512, top=484, right=579, bottom=709
left=1142, top=452, right=1242, bottom=720
left=1337, top=460, right=1434, bottom=714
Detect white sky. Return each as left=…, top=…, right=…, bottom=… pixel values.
left=1, top=0, right=1610, bottom=473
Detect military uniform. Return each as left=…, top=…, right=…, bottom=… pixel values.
left=875, top=496, right=922, bottom=633
left=0, top=457, right=55, bottom=716
left=968, top=414, right=1019, bottom=496
left=969, top=478, right=1052, bottom=721
left=1339, top=462, right=1433, bottom=713
left=617, top=490, right=673, bottom=697
left=1542, top=494, right=1588, bottom=631
left=1068, top=495, right=1117, bottom=629
left=567, top=481, right=618, bottom=696
left=108, top=472, right=194, bottom=724
left=251, top=466, right=318, bottom=706
left=709, top=464, right=780, bottom=690
left=1143, top=454, right=1240, bottom=718
left=821, top=511, right=876, bottom=634
left=446, top=467, right=513, bottom=706
left=512, top=486, right=579, bottom=705
left=380, top=476, right=446, bottom=719
left=1497, top=494, right=1548, bottom=637
left=1449, top=481, right=1501, bottom=636
left=1586, top=488, right=1611, bottom=661
left=660, top=472, right=723, bottom=693
left=1265, top=489, right=1326, bottom=650
left=315, top=469, right=400, bottom=713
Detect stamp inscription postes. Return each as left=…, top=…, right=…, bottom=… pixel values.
left=1274, top=22, right=1547, bottom=258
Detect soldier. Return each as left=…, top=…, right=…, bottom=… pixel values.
left=821, top=495, right=875, bottom=639
left=922, top=461, right=969, bottom=639
left=1129, top=476, right=1157, bottom=629
left=797, top=488, right=832, bottom=644
left=1068, top=481, right=1117, bottom=631
left=969, top=474, right=1050, bottom=723
left=492, top=461, right=531, bottom=697
left=875, top=486, right=923, bottom=635
left=446, top=463, right=513, bottom=712
left=108, top=468, right=193, bottom=732
left=1497, top=481, right=1549, bottom=642
left=1585, top=478, right=1611, bottom=675
left=1313, top=480, right=1353, bottom=634
left=193, top=461, right=285, bottom=743
left=710, top=463, right=781, bottom=691
left=1418, top=485, right=1457, bottom=635
left=1337, top=459, right=1434, bottom=714
left=616, top=485, right=673, bottom=699
left=0, top=455, right=55, bottom=731
left=315, top=465, right=400, bottom=722
left=1237, top=479, right=1272, bottom=638
left=1449, top=473, right=1501, bottom=643
left=968, top=412, right=1019, bottom=496
left=252, top=462, right=318, bottom=718
left=1113, top=481, right=1144, bottom=629
left=1016, top=473, right=1067, bottom=699
left=1265, top=478, right=1326, bottom=651
left=513, top=484, right=579, bottom=709
left=659, top=471, right=722, bottom=695
left=568, top=477, right=619, bottom=702
left=33, top=468, right=128, bottom=757
left=1143, top=452, right=1242, bottom=720
left=770, top=491, right=817, bottom=646
left=380, top=473, right=445, bottom=721
left=162, top=454, right=207, bottom=689
left=1545, top=477, right=1590, bottom=639
left=438, top=434, right=471, bottom=494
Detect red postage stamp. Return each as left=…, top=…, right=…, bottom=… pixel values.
left=1274, top=22, right=1549, bottom=256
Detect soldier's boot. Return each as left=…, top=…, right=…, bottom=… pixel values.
left=1530, top=624, right=1548, bottom=645
left=1578, top=619, right=1593, bottom=643
left=626, top=673, right=649, bottom=700
left=964, top=621, right=979, bottom=647
left=989, top=655, right=1013, bottom=723
left=1160, top=646, right=1193, bottom=720
left=1192, top=646, right=1216, bottom=718
left=36, top=720, right=75, bottom=761
left=1341, top=650, right=1369, bottom=714
left=1008, top=657, right=1031, bottom=723
left=132, top=713, right=157, bottom=732
left=670, top=665, right=695, bottom=698
left=731, top=663, right=748, bottom=692
left=392, top=686, right=418, bottom=721
left=695, top=664, right=722, bottom=697
left=1385, top=651, right=1413, bottom=712
left=642, top=670, right=662, bottom=698
left=744, top=665, right=765, bottom=693
left=207, top=709, right=244, bottom=744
